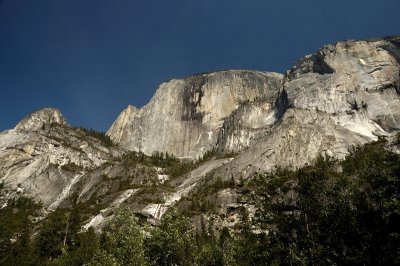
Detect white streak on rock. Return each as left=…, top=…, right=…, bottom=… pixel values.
left=49, top=174, right=81, bottom=210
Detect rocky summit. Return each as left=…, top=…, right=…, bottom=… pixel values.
left=0, top=108, right=122, bottom=209
left=107, top=70, right=283, bottom=159
left=1, top=35, right=400, bottom=229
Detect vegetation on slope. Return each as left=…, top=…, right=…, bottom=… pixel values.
left=76, top=127, right=114, bottom=147
left=119, top=148, right=220, bottom=179
left=0, top=196, right=42, bottom=265
left=0, top=138, right=399, bottom=265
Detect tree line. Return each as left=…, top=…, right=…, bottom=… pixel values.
left=1, top=138, right=399, bottom=265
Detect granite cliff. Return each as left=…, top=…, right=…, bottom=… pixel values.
left=214, top=35, right=400, bottom=180
left=108, top=36, right=400, bottom=172
left=107, top=70, right=283, bottom=159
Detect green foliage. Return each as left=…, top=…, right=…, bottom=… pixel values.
left=120, top=150, right=195, bottom=178
left=197, top=147, right=238, bottom=162
left=185, top=175, right=236, bottom=215
left=252, top=141, right=400, bottom=265
left=192, top=221, right=224, bottom=266
left=197, top=147, right=217, bottom=163
left=86, top=250, right=119, bottom=266
left=0, top=196, right=41, bottom=266
left=77, top=127, right=114, bottom=147
left=33, top=204, right=97, bottom=265
left=34, top=210, right=69, bottom=260
left=119, top=147, right=238, bottom=182
left=93, top=206, right=149, bottom=266
left=120, top=151, right=148, bottom=165
left=0, top=196, right=41, bottom=238
left=120, top=147, right=236, bottom=181
left=3, top=139, right=400, bottom=265
left=210, top=176, right=236, bottom=191
left=145, top=208, right=230, bottom=266
left=52, top=227, right=99, bottom=266
left=166, top=160, right=194, bottom=178
left=61, top=162, right=83, bottom=172
left=145, top=208, right=195, bottom=266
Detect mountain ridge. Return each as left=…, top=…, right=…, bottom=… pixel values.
left=1, top=35, right=399, bottom=230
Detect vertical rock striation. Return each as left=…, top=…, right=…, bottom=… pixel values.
left=107, top=70, right=283, bottom=158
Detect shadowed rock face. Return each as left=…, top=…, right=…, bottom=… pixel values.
left=107, top=70, right=283, bottom=159
left=214, top=35, right=400, bottom=179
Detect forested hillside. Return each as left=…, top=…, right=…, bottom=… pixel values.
left=1, top=138, right=399, bottom=265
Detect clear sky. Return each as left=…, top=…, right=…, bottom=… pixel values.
left=1, top=0, right=399, bottom=132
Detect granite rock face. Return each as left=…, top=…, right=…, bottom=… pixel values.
left=214, top=36, right=400, bottom=179
left=15, top=108, right=67, bottom=131
left=0, top=108, right=122, bottom=209
left=107, top=70, right=283, bottom=159
left=216, top=100, right=278, bottom=153
left=286, top=37, right=400, bottom=123
left=106, top=35, right=400, bottom=180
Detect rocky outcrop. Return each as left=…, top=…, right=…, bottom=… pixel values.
left=216, top=100, right=277, bottom=153
left=285, top=37, right=400, bottom=121
left=15, top=107, right=67, bottom=131
left=214, top=35, right=400, bottom=180
left=0, top=108, right=123, bottom=209
left=107, top=70, right=283, bottom=159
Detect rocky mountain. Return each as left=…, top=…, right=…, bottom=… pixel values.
left=215, top=35, right=400, bottom=179
left=107, top=70, right=283, bottom=159
left=1, top=35, right=399, bottom=230
left=108, top=36, right=400, bottom=175
left=0, top=108, right=123, bottom=209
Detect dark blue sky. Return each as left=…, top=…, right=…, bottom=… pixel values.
left=1, top=0, right=399, bottom=131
